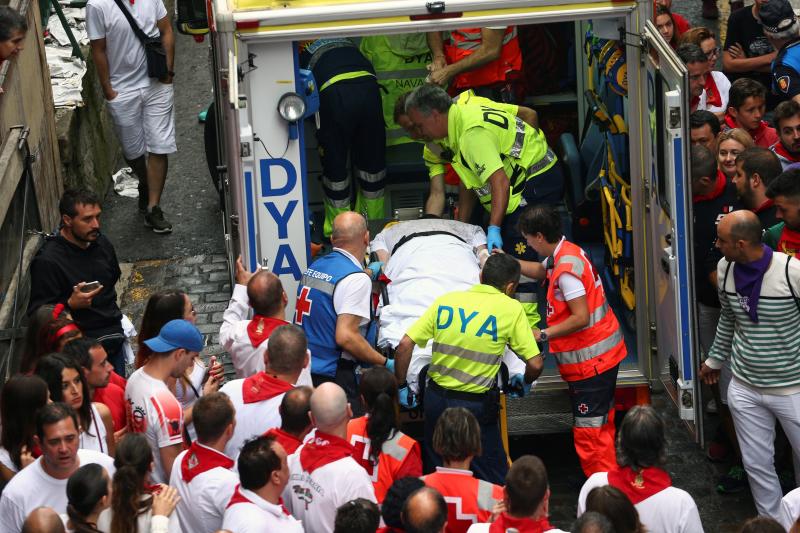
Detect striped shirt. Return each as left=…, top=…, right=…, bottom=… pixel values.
left=707, top=252, right=800, bottom=389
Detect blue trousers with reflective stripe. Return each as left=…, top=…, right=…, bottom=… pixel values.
left=423, top=383, right=508, bottom=485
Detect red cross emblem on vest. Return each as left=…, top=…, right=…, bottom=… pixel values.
left=295, top=286, right=313, bottom=324
left=578, top=403, right=589, bottom=415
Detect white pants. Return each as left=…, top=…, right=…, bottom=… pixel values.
left=728, top=376, right=800, bottom=519
left=106, top=82, right=177, bottom=160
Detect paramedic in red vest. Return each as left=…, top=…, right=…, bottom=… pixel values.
left=222, top=435, right=303, bottom=532
left=220, top=255, right=291, bottom=379
left=347, top=367, right=422, bottom=503
left=427, top=27, right=522, bottom=102
left=577, top=406, right=702, bottom=533
left=219, top=325, right=309, bottom=458
left=264, top=386, right=313, bottom=455
left=422, top=408, right=503, bottom=533
left=295, top=211, right=391, bottom=414
left=517, top=204, right=627, bottom=477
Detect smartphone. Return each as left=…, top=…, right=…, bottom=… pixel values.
left=81, top=281, right=101, bottom=293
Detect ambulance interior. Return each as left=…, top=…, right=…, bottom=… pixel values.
left=297, top=19, right=650, bottom=434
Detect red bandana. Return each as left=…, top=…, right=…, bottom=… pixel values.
left=490, top=513, right=554, bottom=533
left=242, top=372, right=293, bottom=404
left=299, top=432, right=355, bottom=474
left=704, top=73, right=722, bottom=108
left=181, top=442, right=234, bottom=483
left=773, top=140, right=800, bottom=163
left=226, top=485, right=252, bottom=509
left=693, top=169, right=727, bottom=203
left=725, top=114, right=773, bottom=146
left=754, top=198, right=774, bottom=214
left=779, top=226, right=800, bottom=258
left=246, top=316, right=287, bottom=347
left=265, top=427, right=303, bottom=455
left=607, top=466, right=672, bottom=505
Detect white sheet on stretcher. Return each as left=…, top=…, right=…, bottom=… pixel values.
left=374, top=231, right=525, bottom=393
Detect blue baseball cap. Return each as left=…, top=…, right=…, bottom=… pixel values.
left=144, top=319, right=204, bottom=353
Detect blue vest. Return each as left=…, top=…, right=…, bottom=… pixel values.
left=773, top=39, right=800, bottom=95
left=295, top=250, right=367, bottom=377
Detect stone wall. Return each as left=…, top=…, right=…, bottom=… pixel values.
left=55, top=45, right=121, bottom=195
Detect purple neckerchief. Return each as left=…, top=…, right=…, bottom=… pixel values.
left=733, top=244, right=773, bottom=323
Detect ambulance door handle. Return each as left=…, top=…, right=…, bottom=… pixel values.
left=426, top=1, right=445, bottom=13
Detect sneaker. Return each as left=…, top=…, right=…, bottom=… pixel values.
left=717, top=466, right=748, bottom=494
left=138, top=181, right=149, bottom=214
left=707, top=440, right=731, bottom=463
left=144, top=205, right=173, bottom=234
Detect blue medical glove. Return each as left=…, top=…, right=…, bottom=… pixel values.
left=508, top=373, right=531, bottom=398
left=398, top=386, right=418, bottom=409
left=366, top=261, right=384, bottom=280
left=384, top=357, right=395, bottom=373
left=487, top=225, right=503, bottom=252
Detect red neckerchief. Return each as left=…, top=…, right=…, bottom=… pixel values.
left=690, top=94, right=700, bottom=111
left=264, top=427, right=303, bottom=455
left=754, top=198, right=774, bottom=214
left=490, top=513, right=554, bottom=533
left=226, top=485, right=252, bottom=509
left=299, top=432, right=355, bottom=474
left=779, top=226, right=800, bottom=258
left=242, top=372, right=293, bottom=404
left=693, top=169, right=727, bottom=202
left=145, top=483, right=163, bottom=495
left=704, top=73, right=722, bottom=108
left=607, top=466, right=672, bottom=505
left=181, top=442, right=234, bottom=483
left=724, top=113, right=737, bottom=130
left=772, top=140, right=800, bottom=163
left=371, top=273, right=392, bottom=310
left=246, top=316, right=287, bottom=347
left=31, top=444, right=42, bottom=458
left=725, top=113, right=771, bottom=144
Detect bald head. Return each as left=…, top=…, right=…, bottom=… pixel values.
left=22, top=507, right=66, bottom=533
left=331, top=212, right=368, bottom=248
left=247, top=270, right=285, bottom=317
left=280, top=385, right=313, bottom=436
left=720, top=210, right=762, bottom=246
left=310, top=382, right=350, bottom=432
left=403, top=487, right=448, bottom=533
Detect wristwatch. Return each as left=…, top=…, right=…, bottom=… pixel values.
left=539, top=329, right=549, bottom=342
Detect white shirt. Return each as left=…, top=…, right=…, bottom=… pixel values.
left=577, top=472, right=703, bottom=533
left=552, top=238, right=586, bottom=301
left=80, top=403, right=109, bottom=455
left=468, top=524, right=567, bottom=533
left=176, top=360, right=206, bottom=442
left=219, top=284, right=312, bottom=385
left=0, top=447, right=19, bottom=474
left=324, top=248, right=373, bottom=364
left=780, top=487, right=800, bottom=530
left=283, top=443, right=377, bottom=533
left=97, top=494, right=182, bottom=533
left=222, top=487, right=304, bottom=533
left=0, top=449, right=116, bottom=532
left=220, top=376, right=286, bottom=459
left=125, top=367, right=184, bottom=483
left=169, top=445, right=239, bottom=533
left=85, top=0, right=167, bottom=93
left=696, top=71, right=732, bottom=115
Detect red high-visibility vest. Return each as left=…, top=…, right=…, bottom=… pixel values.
left=423, top=468, right=503, bottom=533
left=444, top=27, right=522, bottom=90
left=547, top=239, right=626, bottom=381
left=347, top=416, right=422, bottom=502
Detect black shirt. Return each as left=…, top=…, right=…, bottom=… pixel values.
left=299, top=38, right=375, bottom=88
left=693, top=178, right=739, bottom=307
left=28, top=233, right=123, bottom=336
left=724, top=6, right=781, bottom=109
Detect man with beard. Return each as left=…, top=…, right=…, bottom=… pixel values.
left=765, top=168, right=800, bottom=256
left=771, top=100, right=800, bottom=169
left=28, top=189, right=127, bottom=375
left=733, top=148, right=782, bottom=228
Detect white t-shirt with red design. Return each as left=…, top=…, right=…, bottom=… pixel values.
left=125, top=367, right=184, bottom=484
left=223, top=486, right=304, bottom=533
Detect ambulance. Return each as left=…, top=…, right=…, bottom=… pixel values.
left=177, top=0, right=707, bottom=441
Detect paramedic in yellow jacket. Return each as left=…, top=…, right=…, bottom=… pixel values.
left=404, top=84, right=565, bottom=325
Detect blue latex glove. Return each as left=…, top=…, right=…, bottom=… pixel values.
left=508, top=373, right=531, bottom=398
left=398, top=386, right=418, bottom=409
left=384, top=358, right=395, bottom=373
left=366, top=261, right=384, bottom=280
left=487, top=225, right=503, bottom=252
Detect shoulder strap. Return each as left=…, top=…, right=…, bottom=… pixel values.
left=785, top=255, right=800, bottom=316
left=722, top=260, right=733, bottom=292
left=111, top=0, right=149, bottom=44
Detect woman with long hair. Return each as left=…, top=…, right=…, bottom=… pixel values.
left=21, top=304, right=82, bottom=374
left=585, top=485, right=647, bottom=533
left=66, top=463, right=112, bottom=533
left=99, top=433, right=181, bottom=533
left=35, top=354, right=115, bottom=456
left=0, top=374, right=49, bottom=481
left=346, top=367, right=421, bottom=502
left=655, top=6, right=678, bottom=49
left=717, top=128, right=754, bottom=180
left=137, top=290, right=222, bottom=442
